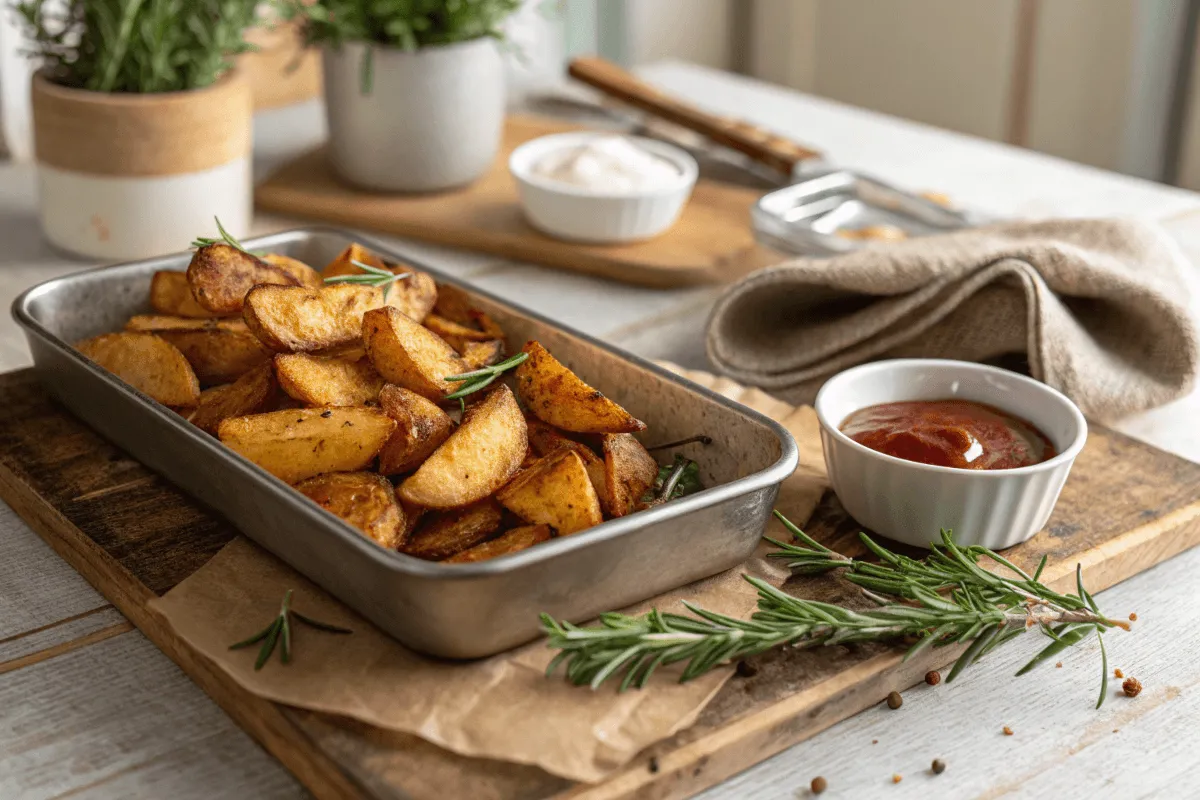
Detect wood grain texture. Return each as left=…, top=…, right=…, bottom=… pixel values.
left=254, top=116, right=783, bottom=289
left=0, top=366, right=1196, bottom=800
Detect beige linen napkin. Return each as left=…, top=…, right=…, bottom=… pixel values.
left=706, top=218, right=1199, bottom=417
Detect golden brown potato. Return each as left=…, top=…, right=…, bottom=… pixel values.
left=433, top=284, right=505, bottom=340
left=187, top=243, right=321, bottom=314
left=125, top=315, right=271, bottom=384
left=423, top=314, right=495, bottom=349
left=362, top=306, right=468, bottom=401
left=296, top=472, right=406, bottom=549
left=243, top=284, right=383, bottom=353
left=400, top=498, right=503, bottom=560
left=150, top=271, right=224, bottom=319
left=274, top=353, right=384, bottom=407
left=322, top=242, right=388, bottom=278
left=601, top=433, right=659, bottom=517
left=76, top=332, right=200, bottom=408
left=398, top=385, right=527, bottom=508
left=444, top=524, right=553, bottom=563
left=218, top=406, right=395, bottom=483
left=323, top=244, right=437, bottom=323
left=189, top=363, right=278, bottom=435
left=515, top=341, right=645, bottom=434
left=261, top=253, right=318, bottom=277
left=497, top=448, right=604, bottom=535
left=459, top=339, right=505, bottom=370
left=526, top=417, right=608, bottom=511
left=377, top=385, right=454, bottom=475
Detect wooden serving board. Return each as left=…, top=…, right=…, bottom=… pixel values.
left=3, top=366, right=1200, bottom=800
left=254, top=115, right=783, bottom=288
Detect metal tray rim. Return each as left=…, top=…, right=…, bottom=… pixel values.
left=12, top=226, right=799, bottom=577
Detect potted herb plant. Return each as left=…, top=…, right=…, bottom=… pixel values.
left=281, top=0, right=520, bottom=192
left=17, top=0, right=258, bottom=260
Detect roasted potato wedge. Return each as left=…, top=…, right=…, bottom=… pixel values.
left=274, top=353, right=384, bottom=407
left=526, top=418, right=609, bottom=512
left=323, top=244, right=437, bottom=323
left=243, top=284, right=383, bottom=353
left=187, top=243, right=321, bottom=314
left=377, top=385, right=454, bottom=475
left=218, top=406, right=396, bottom=483
left=398, top=385, right=527, bottom=508
left=423, top=314, right=495, bottom=349
left=296, top=472, right=406, bottom=549
left=601, top=433, right=659, bottom=517
left=400, top=498, right=503, bottom=560
left=361, top=306, right=468, bottom=401
left=322, top=243, right=389, bottom=277
left=444, top=524, right=553, bottom=563
left=125, top=315, right=271, bottom=384
left=459, top=339, right=506, bottom=370
left=76, top=332, right=200, bottom=407
left=150, top=271, right=224, bottom=319
left=497, top=448, right=604, bottom=535
left=433, top=284, right=505, bottom=340
left=515, top=340, right=645, bottom=434
left=189, top=363, right=278, bottom=435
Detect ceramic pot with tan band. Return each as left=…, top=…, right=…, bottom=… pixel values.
left=30, top=71, right=253, bottom=260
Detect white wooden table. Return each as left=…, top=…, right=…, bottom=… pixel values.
left=3, top=62, right=1200, bottom=800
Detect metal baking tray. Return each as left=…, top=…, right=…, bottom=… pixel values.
left=13, top=228, right=798, bottom=658
left=752, top=168, right=976, bottom=255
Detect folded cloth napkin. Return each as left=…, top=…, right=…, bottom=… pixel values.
left=706, top=218, right=1199, bottom=418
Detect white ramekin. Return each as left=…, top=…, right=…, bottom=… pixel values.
left=814, top=359, right=1088, bottom=551
left=508, top=132, right=698, bottom=244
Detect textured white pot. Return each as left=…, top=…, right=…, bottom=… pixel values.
left=30, top=71, right=252, bottom=261
left=323, top=39, right=505, bottom=192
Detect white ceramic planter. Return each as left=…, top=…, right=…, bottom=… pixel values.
left=322, top=39, right=505, bottom=192
left=30, top=71, right=252, bottom=261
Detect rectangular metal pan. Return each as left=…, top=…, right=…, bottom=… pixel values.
left=13, top=228, right=798, bottom=658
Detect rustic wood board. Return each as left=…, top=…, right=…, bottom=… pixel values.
left=2, top=365, right=1199, bottom=800
left=254, top=115, right=783, bottom=288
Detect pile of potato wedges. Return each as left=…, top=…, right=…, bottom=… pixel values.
left=74, top=241, right=674, bottom=563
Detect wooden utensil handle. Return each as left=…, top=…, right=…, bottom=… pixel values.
left=568, top=57, right=821, bottom=175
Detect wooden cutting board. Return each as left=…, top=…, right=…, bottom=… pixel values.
left=2, top=366, right=1199, bottom=800
left=254, top=115, right=784, bottom=288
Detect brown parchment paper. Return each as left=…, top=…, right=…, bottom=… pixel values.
left=149, top=364, right=828, bottom=783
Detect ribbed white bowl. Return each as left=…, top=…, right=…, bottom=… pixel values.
left=508, top=132, right=697, bottom=244
left=814, top=359, right=1087, bottom=551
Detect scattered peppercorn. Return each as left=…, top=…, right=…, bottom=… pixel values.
left=1129, top=613, right=1138, bottom=622
left=810, top=776, right=828, bottom=795
left=1003, top=726, right=1014, bottom=736
left=892, top=774, right=903, bottom=784
left=1123, top=677, right=1142, bottom=697
left=932, top=758, right=946, bottom=775
left=886, top=690, right=903, bottom=709
left=872, top=739, right=879, bottom=745
left=648, top=756, right=660, bottom=773
left=925, top=670, right=941, bottom=686
left=1055, top=662, right=1063, bottom=668
left=736, top=660, right=759, bottom=678
left=320, top=410, right=332, bottom=418
left=1114, top=668, right=1124, bottom=679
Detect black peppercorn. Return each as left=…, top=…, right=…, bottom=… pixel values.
left=932, top=758, right=946, bottom=775
left=886, top=690, right=903, bottom=709
left=810, top=776, right=828, bottom=794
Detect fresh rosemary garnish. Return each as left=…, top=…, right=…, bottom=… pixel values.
left=443, top=351, right=529, bottom=410
left=229, top=589, right=352, bottom=670
left=191, top=216, right=252, bottom=254
left=541, top=511, right=1128, bottom=706
left=641, top=454, right=703, bottom=505
left=324, top=260, right=412, bottom=301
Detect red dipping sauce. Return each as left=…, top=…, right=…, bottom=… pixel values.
left=839, top=399, right=1056, bottom=470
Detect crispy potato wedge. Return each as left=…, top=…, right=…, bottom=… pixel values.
left=187, top=243, right=321, bottom=314
left=322, top=243, right=388, bottom=277
left=497, top=448, right=604, bottom=535
left=401, top=498, right=503, bottom=560
left=460, top=339, right=505, bottom=370
left=423, top=314, right=495, bottom=349
left=150, top=271, right=224, bottom=319
left=433, top=284, right=505, bottom=340
left=323, top=244, right=437, bottom=323
left=377, top=385, right=454, bottom=475
left=243, top=284, right=383, bottom=353
left=515, top=340, right=645, bottom=434
left=125, top=315, right=271, bottom=384
left=262, top=253, right=318, bottom=277
left=526, top=417, right=609, bottom=512
left=398, top=385, right=527, bottom=508
left=274, top=353, right=384, bottom=406
left=296, top=472, right=406, bottom=549
left=444, top=524, right=553, bottom=563
left=76, top=332, right=199, bottom=407
left=362, top=306, right=468, bottom=401
left=602, top=433, right=659, bottom=517
left=218, top=406, right=395, bottom=483
left=189, top=363, right=278, bottom=435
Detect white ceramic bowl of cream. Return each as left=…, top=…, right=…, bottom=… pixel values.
left=814, top=359, right=1088, bottom=551
left=509, top=132, right=697, bottom=244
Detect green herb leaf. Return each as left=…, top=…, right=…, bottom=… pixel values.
left=443, top=352, right=528, bottom=403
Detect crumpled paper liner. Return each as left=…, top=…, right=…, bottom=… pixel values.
left=149, top=364, right=827, bottom=783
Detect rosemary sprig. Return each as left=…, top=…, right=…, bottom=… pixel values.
left=542, top=513, right=1129, bottom=706
left=443, top=352, right=529, bottom=410
left=640, top=454, right=703, bottom=505
left=324, top=260, right=411, bottom=301
left=190, top=216, right=252, bottom=254
left=229, top=589, right=352, bottom=670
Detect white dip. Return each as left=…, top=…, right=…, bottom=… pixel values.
left=531, top=136, right=680, bottom=192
